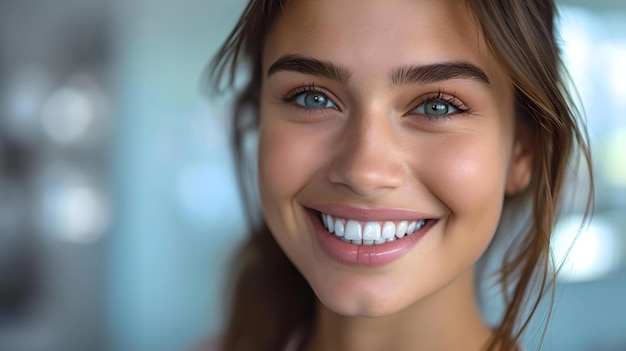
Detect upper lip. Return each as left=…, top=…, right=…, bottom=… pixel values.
left=308, top=203, right=436, bottom=222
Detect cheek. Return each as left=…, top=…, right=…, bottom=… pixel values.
left=421, top=133, right=509, bottom=239
left=438, top=139, right=505, bottom=210
left=259, top=123, right=318, bottom=200
left=257, top=114, right=329, bottom=233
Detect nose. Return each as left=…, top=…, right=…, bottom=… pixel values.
left=328, top=112, right=406, bottom=196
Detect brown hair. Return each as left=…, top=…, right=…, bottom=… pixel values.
left=208, top=1, right=594, bottom=350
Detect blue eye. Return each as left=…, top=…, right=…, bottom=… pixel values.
left=289, top=89, right=338, bottom=110
left=408, top=93, right=468, bottom=118
left=411, top=101, right=459, bottom=116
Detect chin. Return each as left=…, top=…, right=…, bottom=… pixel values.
left=323, top=296, right=406, bottom=318
left=312, top=281, right=411, bottom=318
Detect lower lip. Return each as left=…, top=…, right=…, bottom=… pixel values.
left=307, top=210, right=435, bottom=267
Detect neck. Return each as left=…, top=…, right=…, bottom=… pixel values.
left=304, top=269, right=494, bottom=351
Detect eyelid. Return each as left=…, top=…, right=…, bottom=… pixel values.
left=282, top=84, right=330, bottom=102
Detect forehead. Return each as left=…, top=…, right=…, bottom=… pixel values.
left=263, top=0, right=508, bottom=86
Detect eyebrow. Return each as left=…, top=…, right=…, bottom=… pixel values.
left=267, top=54, right=490, bottom=86
left=267, top=54, right=352, bottom=83
left=391, top=62, right=490, bottom=86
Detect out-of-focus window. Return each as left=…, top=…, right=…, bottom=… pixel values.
left=526, top=4, right=626, bottom=351
left=550, top=6, right=626, bottom=283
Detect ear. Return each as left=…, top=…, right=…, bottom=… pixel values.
left=505, top=120, right=534, bottom=195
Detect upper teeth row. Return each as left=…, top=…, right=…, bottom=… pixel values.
left=321, top=213, right=426, bottom=245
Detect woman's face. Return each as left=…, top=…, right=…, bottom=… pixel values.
left=258, top=0, right=532, bottom=317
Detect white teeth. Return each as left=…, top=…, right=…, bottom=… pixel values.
left=407, top=221, right=417, bottom=235
left=363, top=222, right=381, bottom=240
left=382, top=222, right=395, bottom=239
left=334, top=219, right=345, bottom=237
left=326, top=214, right=335, bottom=233
left=320, top=212, right=429, bottom=246
left=396, top=221, right=408, bottom=238
left=344, top=220, right=362, bottom=241
left=416, top=219, right=426, bottom=230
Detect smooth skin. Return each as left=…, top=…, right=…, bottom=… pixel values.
left=258, top=0, right=533, bottom=350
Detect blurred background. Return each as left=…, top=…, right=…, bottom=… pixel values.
left=0, top=1, right=623, bottom=350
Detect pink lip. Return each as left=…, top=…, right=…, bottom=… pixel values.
left=306, top=206, right=437, bottom=267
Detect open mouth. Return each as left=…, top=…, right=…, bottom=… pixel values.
left=315, top=210, right=435, bottom=246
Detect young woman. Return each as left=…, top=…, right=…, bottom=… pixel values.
left=208, top=0, right=593, bottom=350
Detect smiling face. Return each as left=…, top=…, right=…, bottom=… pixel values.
left=258, top=0, right=532, bottom=318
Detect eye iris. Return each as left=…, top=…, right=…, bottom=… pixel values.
left=425, top=101, right=449, bottom=115
left=304, top=92, right=328, bottom=108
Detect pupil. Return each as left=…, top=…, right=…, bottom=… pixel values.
left=428, top=102, right=448, bottom=115
left=306, top=93, right=326, bottom=107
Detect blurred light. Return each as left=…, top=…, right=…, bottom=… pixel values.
left=176, top=163, right=240, bottom=228
left=552, top=215, right=620, bottom=283
left=38, top=164, right=109, bottom=244
left=42, top=184, right=108, bottom=244
left=605, top=128, right=626, bottom=188
left=40, top=87, right=94, bottom=144
left=559, top=8, right=592, bottom=97
left=40, top=73, right=109, bottom=146
left=606, top=44, right=626, bottom=104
